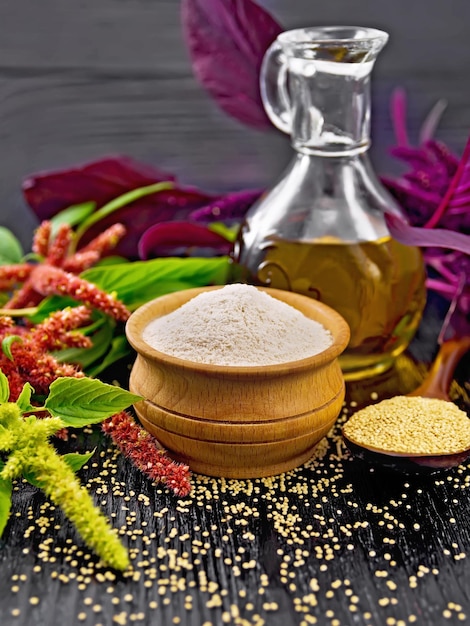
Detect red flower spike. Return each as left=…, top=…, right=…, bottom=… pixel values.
left=79, top=223, right=126, bottom=257
left=101, top=412, right=192, bottom=497
left=0, top=313, right=88, bottom=401
left=30, top=306, right=93, bottom=352
left=62, top=224, right=127, bottom=273
left=0, top=265, right=32, bottom=291
left=1, top=220, right=129, bottom=321
left=46, top=223, right=73, bottom=266
left=31, top=265, right=130, bottom=322
left=62, top=250, right=101, bottom=275
left=32, top=221, right=52, bottom=257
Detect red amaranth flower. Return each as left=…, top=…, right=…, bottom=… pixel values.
left=0, top=307, right=91, bottom=400
left=29, top=306, right=93, bottom=352
left=32, top=265, right=130, bottom=322
left=0, top=307, right=191, bottom=494
left=0, top=221, right=130, bottom=321
left=101, top=412, right=192, bottom=497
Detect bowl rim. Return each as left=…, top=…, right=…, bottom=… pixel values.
left=125, top=285, right=350, bottom=376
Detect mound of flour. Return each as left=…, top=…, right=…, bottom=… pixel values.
left=142, top=284, right=333, bottom=366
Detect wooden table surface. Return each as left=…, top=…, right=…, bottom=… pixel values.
left=1, top=2, right=470, bottom=625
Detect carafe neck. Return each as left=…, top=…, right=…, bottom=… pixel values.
left=260, top=27, right=388, bottom=157
left=289, top=63, right=373, bottom=156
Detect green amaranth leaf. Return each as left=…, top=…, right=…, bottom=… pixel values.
left=2, top=335, right=23, bottom=361
left=45, top=377, right=142, bottom=427
left=26, top=296, right=78, bottom=324
left=82, top=256, right=229, bottom=310
left=0, top=459, right=12, bottom=537
left=50, top=202, right=97, bottom=237
left=208, top=222, right=239, bottom=242
left=0, top=227, right=23, bottom=265
left=0, top=371, right=10, bottom=403
left=54, top=316, right=115, bottom=369
left=62, top=449, right=96, bottom=473
left=16, top=383, right=34, bottom=413
left=87, top=334, right=132, bottom=378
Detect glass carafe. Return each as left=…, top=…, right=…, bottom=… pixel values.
left=232, top=26, right=426, bottom=380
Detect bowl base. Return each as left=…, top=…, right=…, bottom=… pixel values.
left=136, top=409, right=331, bottom=478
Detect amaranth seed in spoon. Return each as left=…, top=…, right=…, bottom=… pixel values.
left=343, top=396, right=470, bottom=455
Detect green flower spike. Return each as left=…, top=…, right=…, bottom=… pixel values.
left=0, top=372, right=142, bottom=571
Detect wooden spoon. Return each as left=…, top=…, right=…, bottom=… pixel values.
left=407, top=336, right=470, bottom=401
left=343, top=337, right=470, bottom=472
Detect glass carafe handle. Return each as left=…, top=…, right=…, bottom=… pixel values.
left=260, top=40, right=292, bottom=135
left=260, top=39, right=325, bottom=142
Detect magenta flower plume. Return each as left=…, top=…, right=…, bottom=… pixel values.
left=383, top=89, right=469, bottom=233
left=383, top=89, right=470, bottom=337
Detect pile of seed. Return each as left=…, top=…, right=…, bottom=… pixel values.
left=342, top=396, right=470, bottom=455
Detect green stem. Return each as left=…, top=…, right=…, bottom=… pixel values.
left=0, top=307, right=39, bottom=318
left=72, top=181, right=175, bottom=252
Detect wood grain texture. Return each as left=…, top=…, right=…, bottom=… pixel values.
left=0, top=2, right=470, bottom=624
left=1, top=0, right=470, bottom=248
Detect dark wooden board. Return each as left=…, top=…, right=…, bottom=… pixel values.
left=1, top=2, right=470, bottom=624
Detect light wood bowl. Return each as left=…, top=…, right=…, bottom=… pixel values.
left=126, top=286, right=350, bottom=478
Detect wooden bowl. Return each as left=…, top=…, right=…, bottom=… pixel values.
left=125, top=286, right=350, bottom=478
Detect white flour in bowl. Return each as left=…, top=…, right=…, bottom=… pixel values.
left=142, top=284, right=333, bottom=366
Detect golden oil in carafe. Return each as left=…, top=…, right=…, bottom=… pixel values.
left=233, top=236, right=426, bottom=380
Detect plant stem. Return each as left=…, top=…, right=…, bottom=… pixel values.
left=72, top=181, right=175, bottom=252
left=0, top=307, right=38, bottom=317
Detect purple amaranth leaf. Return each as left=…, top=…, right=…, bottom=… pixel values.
left=21, top=155, right=222, bottom=259
left=80, top=187, right=217, bottom=259
left=138, top=221, right=232, bottom=260
left=22, top=155, right=176, bottom=221
left=190, top=188, right=263, bottom=222
left=385, top=212, right=470, bottom=255
left=181, top=0, right=283, bottom=130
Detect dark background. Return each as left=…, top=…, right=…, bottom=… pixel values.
left=0, top=0, right=469, bottom=247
